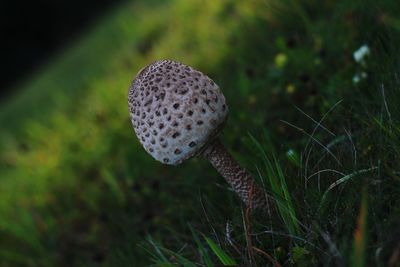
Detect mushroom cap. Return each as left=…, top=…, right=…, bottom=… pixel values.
left=128, top=60, right=229, bottom=165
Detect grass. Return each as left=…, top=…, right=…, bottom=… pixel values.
left=0, top=0, right=400, bottom=266
left=250, top=133, right=300, bottom=236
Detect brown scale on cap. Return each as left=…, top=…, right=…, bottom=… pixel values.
left=128, top=60, right=267, bottom=211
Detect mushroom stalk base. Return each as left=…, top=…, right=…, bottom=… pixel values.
left=202, top=139, right=267, bottom=210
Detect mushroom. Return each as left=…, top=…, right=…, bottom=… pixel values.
left=128, top=60, right=266, bottom=210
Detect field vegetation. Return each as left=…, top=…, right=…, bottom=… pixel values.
left=1, top=0, right=400, bottom=266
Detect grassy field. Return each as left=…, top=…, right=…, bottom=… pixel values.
left=1, top=0, right=400, bottom=266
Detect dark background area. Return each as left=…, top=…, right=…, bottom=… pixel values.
left=0, top=0, right=124, bottom=97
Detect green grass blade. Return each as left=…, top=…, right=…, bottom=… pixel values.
left=249, top=133, right=300, bottom=236
left=188, top=224, right=214, bottom=267
left=147, top=235, right=198, bottom=267
left=158, top=247, right=198, bottom=267
left=203, top=235, right=237, bottom=266
left=147, top=235, right=170, bottom=263
left=0, top=212, right=46, bottom=255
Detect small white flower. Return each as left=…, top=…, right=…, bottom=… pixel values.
left=353, top=45, right=370, bottom=64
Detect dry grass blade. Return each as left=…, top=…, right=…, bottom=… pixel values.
left=252, top=246, right=282, bottom=267
left=351, top=189, right=368, bottom=267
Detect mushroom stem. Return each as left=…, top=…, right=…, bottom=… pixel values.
left=202, top=138, right=267, bottom=210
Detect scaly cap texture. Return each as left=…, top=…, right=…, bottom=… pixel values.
left=128, top=60, right=228, bottom=165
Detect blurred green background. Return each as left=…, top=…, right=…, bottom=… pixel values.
left=1, top=0, right=400, bottom=266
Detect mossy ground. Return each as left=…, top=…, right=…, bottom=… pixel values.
left=1, top=0, right=400, bottom=266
